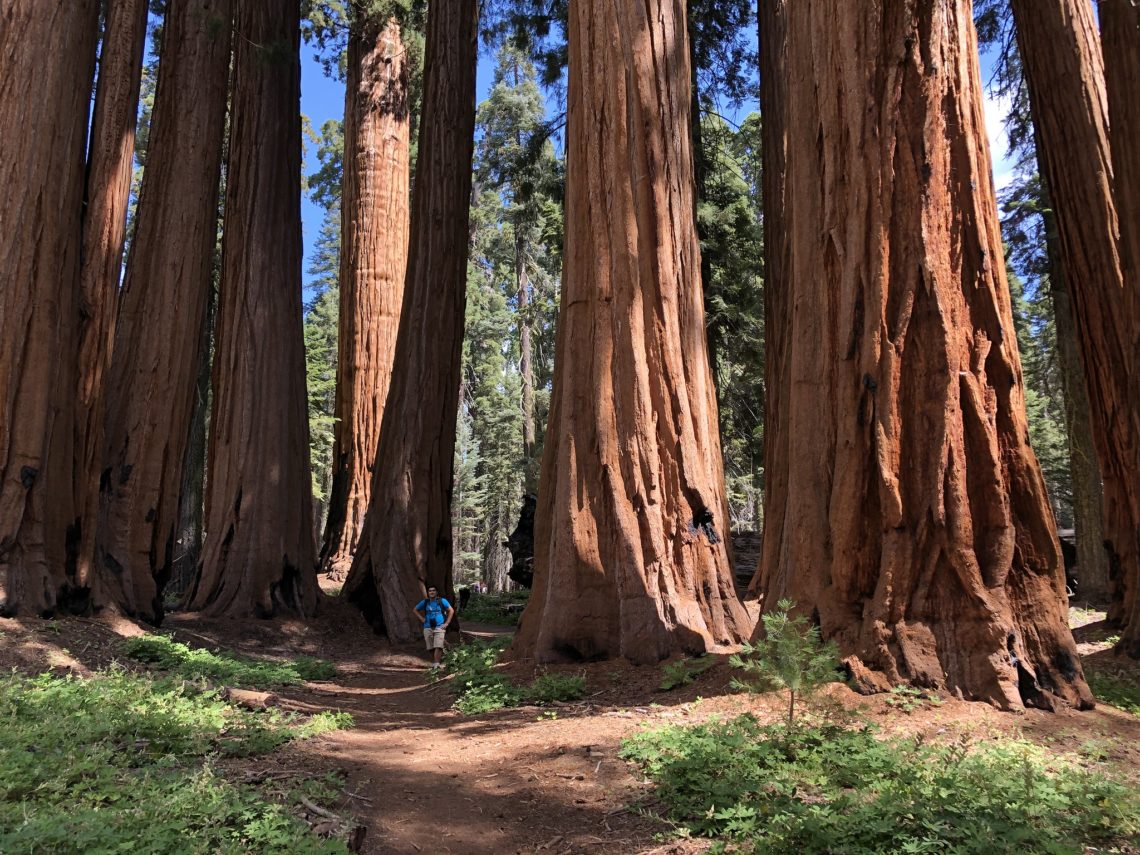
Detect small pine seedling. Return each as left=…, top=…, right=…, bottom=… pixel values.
left=729, top=599, right=839, bottom=731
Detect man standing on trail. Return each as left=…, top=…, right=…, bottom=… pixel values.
left=413, top=586, right=454, bottom=668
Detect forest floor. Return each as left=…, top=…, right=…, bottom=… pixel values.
left=1, top=589, right=1138, bottom=855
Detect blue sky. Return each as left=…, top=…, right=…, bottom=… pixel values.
left=298, top=36, right=1016, bottom=290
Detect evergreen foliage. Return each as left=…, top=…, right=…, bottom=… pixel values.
left=730, top=600, right=841, bottom=731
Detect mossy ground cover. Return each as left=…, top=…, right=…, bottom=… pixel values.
left=0, top=652, right=352, bottom=853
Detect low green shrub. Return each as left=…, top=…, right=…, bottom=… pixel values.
left=442, top=638, right=585, bottom=714
left=523, top=673, right=587, bottom=704
left=660, top=657, right=718, bottom=691
left=0, top=668, right=353, bottom=853
left=123, top=634, right=336, bottom=688
left=621, top=715, right=1139, bottom=854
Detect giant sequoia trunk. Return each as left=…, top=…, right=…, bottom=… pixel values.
left=185, top=0, right=318, bottom=617
left=1010, top=0, right=1140, bottom=658
left=74, top=0, right=151, bottom=593
left=753, top=0, right=1091, bottom=710
left=513, top=0, right=751, bottom=665
left=98, top=0, right=232, bottom=622
left=752, top=0, right=789, bottom=602
left=342, top=0, right=479, bottom=640
left=1100, top=0, right=1140, bottom=656
left=0, top=1, right=100, bottom=617
left=319, top=17, right=410, bottom=581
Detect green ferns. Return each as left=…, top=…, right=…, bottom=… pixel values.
left=622, top=716, right=1139, bottom=854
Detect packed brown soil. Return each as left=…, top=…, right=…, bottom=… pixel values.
left=1, top=594, right=1137, bottom=854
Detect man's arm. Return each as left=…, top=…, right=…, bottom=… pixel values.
left=412, top=602, right=425, bottom=624
left=443, top=603, right=455, bottom=628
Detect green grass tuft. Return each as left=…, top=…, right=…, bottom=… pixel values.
left=1087, top=670, right=1140, bottom=716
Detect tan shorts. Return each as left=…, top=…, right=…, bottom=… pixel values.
left=424, top=627, right=446, bottom=650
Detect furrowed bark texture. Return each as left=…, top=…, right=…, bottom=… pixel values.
left=1011, top=0, right=1140, bottom=657
left=0, top=1, right=100, bottom=616
left=1100, top=0, right=1140, bottom=655
left=74, top=0, right=150, bottom=591
left=320, top=17, right=410, bottom=581
left=1042, top=200, right=1109, bottom=603
left=186, top=0, right=318, bottom=617
left=98, top=0, right=232, bottom=622
left=755, top=0, right=1090, bottom=710
left=751, top=0, right=789, bottom=601
left=513, top=0, right=751, bottom=665
left=169, top=285, right=216, bottom=599
left=342, top=0, right=478, bottom=641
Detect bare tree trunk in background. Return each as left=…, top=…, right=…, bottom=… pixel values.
left=185, top=0, right=318, bottom=618
left=1040, top=199, right=1110, bottom=604
left=342, top=0, right=479, bottom=641
left=98, top=0, right=232, bottom=622
left=751, top=0, right=789, bottom=601
left=320, top=17, right=411, bottom=582
left=0, top=1, right=100, bottom=617
left=754, top=0, right=1090, bottom=710
left=513, top=0, right=750, bottom=665
left=1100, top=0, right=1140, bottom=656
left=1010, top=0, right=1140, bottom=660
left=517, top=239, right=538, bottom=491
left=169, top=284, right=218, bottom=599
left=74, top=0, right=150, bottom=597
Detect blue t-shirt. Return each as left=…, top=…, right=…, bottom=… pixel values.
left=417, top=597, right=451, bottom=629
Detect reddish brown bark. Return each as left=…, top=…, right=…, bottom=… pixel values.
left=185, top=0, right=318, bottom=618
left=751, top=0, right=789, bottom=602
left=1011, top=0, right=1140, bottom=660
left=753, top=0, right=1090, bottom=710
left=1100, top=0, right=1140, bottom=655
left=320, top=17, right=410, bottom=581
left=342, top=0, right=479, bottom=641
left=0, top=1, right=100, bottom=616
left=73, top=0, right=151, bottom=593
left=513, top=0, right=750, bottom=665
left=98, top=0, right=232, bottom=622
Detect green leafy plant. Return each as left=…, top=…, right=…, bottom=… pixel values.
left=660, top=656, right=718, bottom=691
left=0, top=669, right=352, bottom=854
left=122, top=634, right=336, bottom=688
left=523, top=673, right=586, bottom=704
left=441, top=638, right=585, bottom=714
left=729, top=599, right=840, bottom=730
left=621, top=715, right=1140, bottom=854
